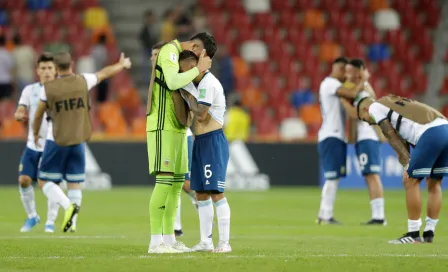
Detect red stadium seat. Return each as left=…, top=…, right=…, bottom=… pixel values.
left=346, top=0, right=367, bottom=12
left=262, top=26, right=284, bottom=42
left=271, top=0, right=293, bottom=11
left=338, top=28, right=358, bottom=44
left=276, top=105, right=296, bottom=122
left=80, top=0, right=100, bottom=9
left=277, top=11, right=301, bottom=28
left=52, top=0, right=73, bottom=9
left=251, top=62, right=269, bottom=76
left=10, top=10, right=32, bottom=26
left=250, top=106, right=269, bottom=123
left=253, top=13, right=276, bottom=28
left=320, top=0, right=342, bottom=10
left=35, top=10, right=55, bottom=26
left=238, top=26, right=257, bottom=41
left=295, top=0, right=318, bottom=9
left=294, top=44, right=313, bottom=60
left=2, top=0, right=26, bottom=9
left=287, top=29, right=308, bottom=44
left=60, top=10, right=82, bottom=26
left=256, top=117, right=278, bottom=137
left=228, top=12, right=251, bottom=29
left=221, top=1, right=245, bottom=13
left=327, top=11, right=349, bottom=28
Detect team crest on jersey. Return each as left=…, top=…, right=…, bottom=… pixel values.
left=199, top=88, right=206, bottom=99
left=169, top=52, right=177, bottom=63
left=19, top=163, right=23, bottom=172
left=164, top=159, right=170, bottom=166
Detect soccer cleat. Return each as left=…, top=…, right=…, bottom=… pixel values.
left=20, top=216, right=40, bottom=232
left=316, top=217, right=342, bottom=225
left=171, top=241, right=191, bottom=252
left=190, top=241, right=214, bottom=252
left=69, top=226, right=77, bottom=233
left=174, top=229, right=183, bottom=237
left=61, top=203, right=80, bottom=232
left=148, top=243, right=182, bottom=254
left=388, top=232, right=422, bottom=244
left=212, top=241, right=232, bottom=253
left=361, top=219, right=387, bottom=226
left=423, top=230, right=434, bottom=243
left=44, top=224, right=55, bottom=233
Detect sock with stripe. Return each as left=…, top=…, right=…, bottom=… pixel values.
left=68, top=189, right=82, bottom=228
left=42, top=182, right=70, bottom=210
left=19, top=185, right=38, bottom=219
left=149, top=175, right=173, bottom=247
left=174, top=196, right=182, bottom=231
left=198, top=198, right=214, bottom=245
left=318, top=179, right=339, bottom=220
left=163, top=179, right=183, bottom=245
left=214, top=198, right=231, bottom=244
left=46, top=199, right=59, bottom=226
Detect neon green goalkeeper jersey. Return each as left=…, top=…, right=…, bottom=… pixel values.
left=146, top=40, right=200, bottom=132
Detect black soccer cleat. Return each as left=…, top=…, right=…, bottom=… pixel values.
left=361, top=219, right=387, bottom=226
left=174, top=229, right=183, bottom=237
left=388, top=231, right=422, bottom=244
left=316, top=217, right=342, bottom=225
left=423, top=230, right=434, bottom=243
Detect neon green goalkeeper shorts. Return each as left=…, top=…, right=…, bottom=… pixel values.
left=147, top=130, right=188, bottom=176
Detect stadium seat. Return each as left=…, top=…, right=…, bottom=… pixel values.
left=253, top=13, right=276, bottom=28
left=276, top=105, right=296, bottom=122
left=241, top=86, right=264, bottom=108
left=278, top=11, right=301, bottom=28
left=256, top=116, right=278, bottom=138
left=104, top=118, right=128, bottom=137
left=304, top=9, right=325, bottom=29
left=299, top=104, right=321, bottom=125
left=251, top=62, right=269, bottom=76
left=2, top=0, right=26, bottom=9
left=221, top=0, right=245, bottom=13
left=271, top=0, right=293, bottom=11
left=35, top=10, right=55, bottom=26
left=318, top=42, right=341, bottom=62
left=1, top=118, right=25, bottom=138
left=52, top=0, right=73, bottom=9
left=131, top=118, right=146, bottom=137
left=369, top=0, right=390, bottom=11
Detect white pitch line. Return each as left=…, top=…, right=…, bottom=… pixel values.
left=3, top=254, right=448, bottom=260
left=0, top=235, right=127, bottom=239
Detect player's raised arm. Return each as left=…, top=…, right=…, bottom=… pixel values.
left=95, top=53, right=132, bottom=83
left=161, top=46, right=211, bottom=90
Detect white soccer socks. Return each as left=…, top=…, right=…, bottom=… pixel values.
left=424, top=217, right=439, bottom=232
left=408, top=218, right=422, bottom=233
left=370, top=198, right=385, bottom=220
left=46, top=200, right=59, bottom=226
left=197, top=199, right=214, bottom=244
left=318, top=180, right=339, bottom=220
left=214, top=198, right=231, bottom=244
left=68, top=189, right=82, bottom=228
left=19, top=185, right=37, bottom=218
left=42, top=182, right=70, bottom=210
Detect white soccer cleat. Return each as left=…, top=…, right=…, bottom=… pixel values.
left=212, top=241, right=232, bottom=253
left=190, top=241, right=214, bottom=252
left=148, top=243, right=182, bottom=254
left=44, top=224, right=55, bottom=233
left=20, top=216, right=40, bottom=232
left=171, top=241, right=191, bottom=252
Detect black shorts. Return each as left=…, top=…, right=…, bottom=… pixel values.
left=0, top=83, right=13, bottom=100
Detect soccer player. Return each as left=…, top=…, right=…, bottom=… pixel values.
left=15, top=52, right=60, bottom=233
left=354, top=91, right=447, bottom=243
left=146, top=32, right=214, bottom=254
left=341, top=59, right=386, bottom=225
left=33, top=52, right=132, bottom=232
left=178, top=50, right=231, bottom=253
left=316, top=57, right=367, bottom=224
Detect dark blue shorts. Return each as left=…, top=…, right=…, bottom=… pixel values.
left=19, top=147, right=42, bottom=180
left=318, top=137, right=347, bottom=180
left=408, top=125, right=448, bottom=179
left=39, top=140, right=85, bottom=183
left=185, top=135, right=193, bottom=180
left=355, top=140, right=381, bottom=176
left=191, top=129, right=229, bottom=193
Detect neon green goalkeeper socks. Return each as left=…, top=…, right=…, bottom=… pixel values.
left=162, top=177, right=184, bottom=235
left=149, top=175, right=173, bottom=235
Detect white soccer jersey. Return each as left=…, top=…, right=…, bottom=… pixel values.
left=40, top=73, right=98, bottom=141
left=182, top=72, right=226, bottom=125
left=369, top=102, right=448, bottom=145
left=18, top=83, right=48, bottom=152
left=318, top=77, right=346, bottom=142
left=187, top=128, right=193, bottom=136
left=357, top=82, right=379, bottom=142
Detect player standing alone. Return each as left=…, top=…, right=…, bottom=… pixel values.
left=179, top=50, right=231, bottom=253
left=316, top=57, right=366, bottom=224
left=33, top=52, right=132, bottom=232
left=15, top=53, right=60, bottom=233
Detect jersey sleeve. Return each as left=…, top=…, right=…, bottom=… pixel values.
left=368, top=102, right=390, bottom=124
left=40, top=86, right=47, bottom=102
left=323, top=78, right=342, bottom=96
left=158, top=44, right=200, bottom=90
left=82, top=73, right=99, bottom=91
left=197, top=80, right=215, bottom=106
left=181, top=82, right=199, bottom=99
left=18, top=85, right=32, bottom=107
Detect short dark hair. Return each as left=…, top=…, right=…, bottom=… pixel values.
left=349, top=58, right=365, bottom=69
left=179, top=50, right=199, bottom=63
left=13, top=34, right=22, bottom=45
left=54, top=52, right=72, bottom=71
left=152, top=41, right=167, bottom=50
left=37, top=52, right=54, bottom=65
left=190, top=32, right=217, bottom=58
left=0, top=35, right=6, bottom=46
left=333, top=57, right=349, bottom=65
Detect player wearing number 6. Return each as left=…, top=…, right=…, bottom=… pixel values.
left=178, top=51, right=231, bottom=253
left=354, top=91, right=448, bottom=244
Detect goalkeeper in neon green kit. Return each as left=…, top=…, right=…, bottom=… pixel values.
left=146, top=32, right=216, bottom=254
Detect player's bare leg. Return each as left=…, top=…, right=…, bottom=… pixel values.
left=423, top=178, right=442, bottom=243
left=67, top=182, right=82, bottom=232
left=174, top=179, right=198, bottom=237
left=363, top=174, right=386, bottom=225
left=191, top=191, right=215, bottom=252
left=389, top=175, right=422, bottom=244
left=211, top=192, right=231, bottom=253
left=19, top=175, right=40, bottom=232
left=183, top=180, right=198, bottom=209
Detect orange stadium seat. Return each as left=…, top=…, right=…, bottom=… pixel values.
left=304, top=9, right=325, bottom=29
left=369, top=0, right=390, bottom=12
left=232, top=57, right=250, bottom=78
left=319, top=42, right=341, bottom=62
left=241, top=86, right=264, bottom=108
left=1, top=118, right=25, bottom=138
left=104, top=118, right=128, bottom=137
left=299, top=104, right=322, bottom=126
left=131, top=118, right=146, bottom=137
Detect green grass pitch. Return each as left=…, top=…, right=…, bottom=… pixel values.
left=1, top=187, right=448, bottom=272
